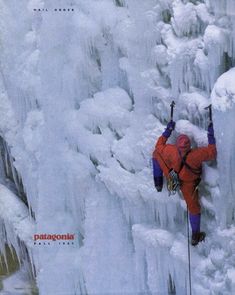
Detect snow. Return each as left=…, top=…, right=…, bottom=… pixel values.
left=176, top=119, right=208, bottom=146
left=0, top=184, right=35, bottom=280
left=211, top=68, right=235, bottom=227
left=172, top=1, right=199, bottom=37
left=212, top=68, right=235, bottom=111
left=1, top=264, right=36, bottom=295
left=0, top=184, right=35, bottom=243
left=0, top=0, right=235, bottom=294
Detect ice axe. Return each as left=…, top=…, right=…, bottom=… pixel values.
left=170, top=100, right=175, bottom=121
left=204, top=104, right=212, bottom=124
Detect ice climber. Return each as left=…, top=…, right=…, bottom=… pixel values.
left=152, top=121, right=216, bottom=246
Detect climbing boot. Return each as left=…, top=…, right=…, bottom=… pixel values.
left=191, top=232, right=206, bottom=246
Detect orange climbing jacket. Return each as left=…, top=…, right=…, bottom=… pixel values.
left=152, top=134, right=217, bottom=214
left=153, top=135, right=216, bottom=182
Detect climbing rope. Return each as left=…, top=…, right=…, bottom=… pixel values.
left=186, top=207, right=192, bottom=295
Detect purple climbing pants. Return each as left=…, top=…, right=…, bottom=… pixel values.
left=189, top=213, right=200, bottom=234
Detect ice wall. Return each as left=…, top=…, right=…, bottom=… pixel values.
left=0, top=0, right=235, bottom=294
left=212, top=68, right=235, bottom=227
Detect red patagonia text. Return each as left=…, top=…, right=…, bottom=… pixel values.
left=34, top=233, right=75, bottom=241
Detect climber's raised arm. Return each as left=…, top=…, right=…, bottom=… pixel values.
left=193, top=123, right=217, bottom=164
left=155, top=121, right=176, bottom=154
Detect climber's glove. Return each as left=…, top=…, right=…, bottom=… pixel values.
left=154, top=176, right=163, bottom=192
left=162, top=121, right=175, bottom=138
left=208, top=122, right=216, bottom=144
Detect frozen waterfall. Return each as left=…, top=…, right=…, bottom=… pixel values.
left=0, top=0, right=235, bottom=294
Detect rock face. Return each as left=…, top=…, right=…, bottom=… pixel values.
left=0, top=245, right=20, bottom=276
left=0, top=0, right=235, bottom=294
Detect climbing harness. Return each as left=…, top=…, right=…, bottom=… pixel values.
left=167, top=169, right=180, bottom=194
left=156, top=151, right=179, bottom=196
left=186, top=207, right=192, bottom=295
left=178, top=150, right=202, bottom=177
left=157, top=148, right=202, bottom=196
